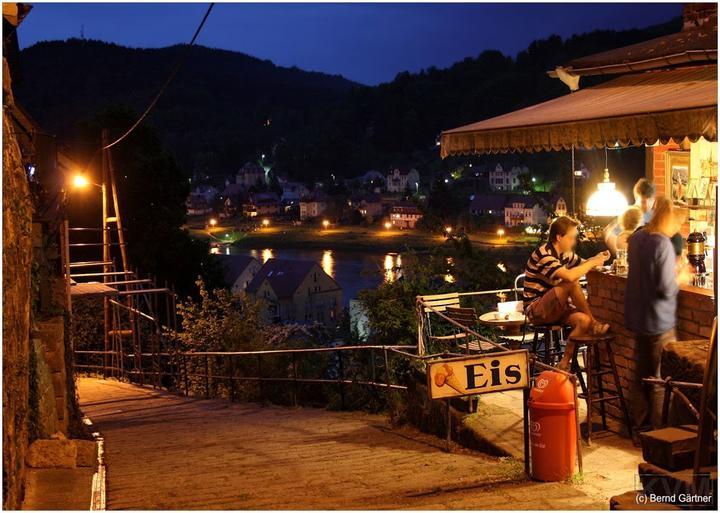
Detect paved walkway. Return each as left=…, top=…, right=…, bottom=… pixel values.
left=469, top=388, right=643, bottom=503
left=78, top=378, right=606, bottom=510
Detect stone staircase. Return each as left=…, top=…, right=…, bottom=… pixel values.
left=610, top=425, right=717, bottom=509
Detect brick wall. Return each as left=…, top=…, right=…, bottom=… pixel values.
left=586, top=271, right=714, bottom=430
left=649, top=143, right=681, bottom=198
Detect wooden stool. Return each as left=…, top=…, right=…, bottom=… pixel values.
left=529, top=324, right=566, bottom=365
left=569, top=334, right=633, bottom=444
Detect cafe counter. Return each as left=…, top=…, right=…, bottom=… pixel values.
left=585, top=270, right=715, bottom=429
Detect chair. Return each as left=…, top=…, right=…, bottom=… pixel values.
left=417, top=293, right=466, bottom=352
left=445, top=306, right=498, bottom=353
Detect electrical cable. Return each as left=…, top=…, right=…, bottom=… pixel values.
left=102, top=3, right=214, bottom=150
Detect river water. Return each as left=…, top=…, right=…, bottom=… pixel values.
left=225, top=247, right=401, bottom=306
left=220, top=245, right=530, bottom=306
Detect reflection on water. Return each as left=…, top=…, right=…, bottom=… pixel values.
left=227, top=247, right=404, bottom=305
left=322, top=250, right=334, bottom=278
left=384, top=253, right=402, bottom=283
left=445, top=256, right=455, bottom=283
left=248, top=248, right=275, bottom=262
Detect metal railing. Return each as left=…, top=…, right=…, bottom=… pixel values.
left=76, top=344, right=425, bottom=406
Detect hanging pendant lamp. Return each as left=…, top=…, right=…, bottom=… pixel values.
left=586, top=147, right=628, bottom=217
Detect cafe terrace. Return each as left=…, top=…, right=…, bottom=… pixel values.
left=416, top=3, right=718, bottom=505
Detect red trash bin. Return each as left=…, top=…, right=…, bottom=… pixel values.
left=527, top=370, right=577, bottom=481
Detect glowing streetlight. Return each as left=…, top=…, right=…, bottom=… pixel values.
left=208, top=218, right=218, bottom=227
left=384, top=221, right=392, bottom=230
left=497, top=228, right=505, bottom=237
left=322, top=219, right=330, bottom=229
left=72, top=175, right=90, bottom=188
left=262, top=218, right=270, bottom=227
left=444, top=226, right=453, bottom=235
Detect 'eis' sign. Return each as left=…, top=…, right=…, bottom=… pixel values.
left=427, top=350, right=530, bottom=399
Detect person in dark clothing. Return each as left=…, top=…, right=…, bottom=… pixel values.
left=624, top=197, right=691, bottom=429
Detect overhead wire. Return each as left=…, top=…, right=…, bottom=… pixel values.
left=101, top=2, right=215, bottom=150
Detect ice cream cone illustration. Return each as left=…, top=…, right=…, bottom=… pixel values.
left=433, top=363, right=464, bottom=394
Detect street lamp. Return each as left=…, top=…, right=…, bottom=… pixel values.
left=262, top=218, right=270, bottom=227
left=322, top=219, right=330, bottom=229
left=497, top=228, right=505, bottom=237
left=71, top=174, right=101, bottom=190
left=444, top=226, right=453, bottom=235
left=208, top=218, right=218, bottom=227
left=73, top=175, right=90, bottom=188
left=384, top=221, right=391, bottom=230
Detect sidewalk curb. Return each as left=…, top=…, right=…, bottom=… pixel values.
left=83, top=416, right=106, bottom=510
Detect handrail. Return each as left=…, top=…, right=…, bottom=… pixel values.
left=455, top=287, right=522, bottom=298
left=178, top=344, right=415, bottom=357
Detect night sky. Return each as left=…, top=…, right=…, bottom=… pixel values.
left=19, top=2, right=683, bottom=85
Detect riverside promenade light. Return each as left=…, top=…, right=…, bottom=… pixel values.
left=384, top=221, right=392, bottom=230
left=262, top=218, right=270, bottom=227
left=497, top=228, right=505, bottom=237
left=209, top=218, right=218, bottom=227
left=322, top=219, right=330, bottom=229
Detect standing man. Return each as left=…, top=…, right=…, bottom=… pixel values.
left=625, top=197, right=690, bottom=429
left=605, top=178, right=656, bottom=255
left=524, top=216, right=610, bottom=370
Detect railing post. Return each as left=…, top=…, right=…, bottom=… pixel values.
left=292, top=353, right=298, bottom=408
left=338, top=349, right=345, bottom=410
left=384, top=348, right=391, bottom=390
left=183, top=354, right=189, bottom=397
left=661, top=377, right=672, bottom=427
left=370, top=349, right=376, bottom=384
left=204, top=354, right=210, bottom=399
left=257, top=354, right=264, bottom=402
left=229, top=355, right=237, bottom=402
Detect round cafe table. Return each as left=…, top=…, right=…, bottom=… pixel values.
left=478, top=312, right=527, bottom=346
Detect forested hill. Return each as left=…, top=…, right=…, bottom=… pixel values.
left=15, top=39, right=359, bottom=176
left=16, top=17, right=680, bottom=181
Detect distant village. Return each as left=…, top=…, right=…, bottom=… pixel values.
left=186, top=160, right=589, bottom=230
left=186, top=160, right=591, bottom=329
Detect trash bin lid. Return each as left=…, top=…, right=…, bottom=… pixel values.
left=528, top=370, right=575, bottom=409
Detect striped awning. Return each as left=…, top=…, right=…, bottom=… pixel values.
left=440, top=65, right=718, bottom=156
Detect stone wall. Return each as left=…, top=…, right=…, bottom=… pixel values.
left=2, top=81, right=34, bottom=509
left=586, top=270, right=714, bottom=429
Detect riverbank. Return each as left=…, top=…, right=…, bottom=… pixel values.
left=187, top=222, right=539, bottom=254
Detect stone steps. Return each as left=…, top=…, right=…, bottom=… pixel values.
left=639, top=426, right=699, bottom=471
left=638, top=462, right=717, bottom=508
left=609, top=490, right=680, bottom=510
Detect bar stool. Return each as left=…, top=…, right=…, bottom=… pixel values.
left=529, top=323, right=566, bottom=365
left=568, top=334, right=633, bottom=444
